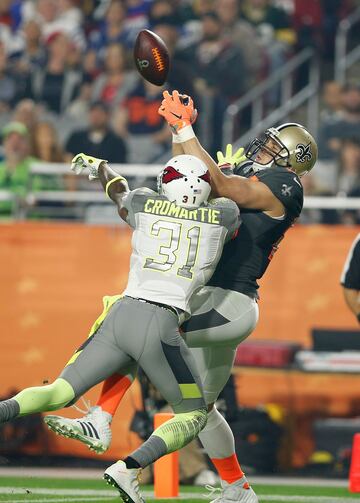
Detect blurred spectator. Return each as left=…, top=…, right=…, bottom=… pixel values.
left=114, top=79, right=171, bottom=163
left=190, top=11, right=247, bottom=153
left=240, top=0, right=296, bottom=103
left=320, top=81, right=343, bottom=121
left=32, top=121, right=65, bottom=162
left=26, top=0, right=84, bottom=44
left=12, top=98, right=40, bottom=130
left=0, top=42, right=17, bottom=112
left=318, top=81, right=360, bottom=161
left=214, top=0, right=264, bottom=88
left=338, top=137, right=360, bottom=195
left=89, top=0, right=135, bottom=54
left=153, top=23, right=195, bottom=97
left=14, top=19, right=46, bottom=74
left=148, top=0, right=179, bottom=26
left=0, top=122, right=35, bottom=215
left=23, top=32, right=83, bottom=114
left=65, top=101, right=127, bottom=163
left=91, top=42, right=138, bottom=108
left=293, top=0, right=349, bottom=59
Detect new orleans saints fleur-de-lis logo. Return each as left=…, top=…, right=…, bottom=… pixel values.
left=296, top=143, right=312, bottom=163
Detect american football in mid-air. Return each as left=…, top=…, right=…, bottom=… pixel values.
left=134, top=29, right=170, bottom=86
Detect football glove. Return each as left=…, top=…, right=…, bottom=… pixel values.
left=158, top=90, right=198, bottom=133
left=71, top=153, right=107, bottom=180
left=217, top=144, right=247, bottom=168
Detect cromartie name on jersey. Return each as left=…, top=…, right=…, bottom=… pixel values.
left=144, top=198, right=220, bottom=224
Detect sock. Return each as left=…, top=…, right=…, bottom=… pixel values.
left=96, top=373, right=133, bottom=416
left=123, top=456, right=141, bottom=469
left=199, top=407, right=244, bottom=484
left=129, top=408, right=207, bottom=468
left=0, top=399, right=20, bottom=423
left=211, top=454, right=244, bottom=484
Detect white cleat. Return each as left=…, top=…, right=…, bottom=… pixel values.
left=208, top=476, right=258, bottom=503
left=104, top=460, right=144, bottom=503
left=44, top=406, right=112, bottom=454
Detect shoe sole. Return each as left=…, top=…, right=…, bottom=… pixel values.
left=103, top=472, right=137, bottom=503
left=44, top=416, right=107, bottom=454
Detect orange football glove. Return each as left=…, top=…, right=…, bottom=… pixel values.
left=158, top=90, right=198, bottom=133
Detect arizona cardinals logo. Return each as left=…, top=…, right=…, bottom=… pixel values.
left=296, top=143, right=312, bottom=163
left=162, top=166, right=185, bottom=184
left=199, top=171, right=211, bottom=184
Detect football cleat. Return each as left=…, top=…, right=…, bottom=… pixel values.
left=44, top=405, right=112, bottom=454
left=206, top=476, right=258, bottom=503
left=104, top=460, right=144, bottom=503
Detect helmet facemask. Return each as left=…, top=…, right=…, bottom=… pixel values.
left=245, top=128, right=291, bottom=170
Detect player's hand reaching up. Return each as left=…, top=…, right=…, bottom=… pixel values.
left=217, top=144, right=247, bottom=169
left=71, top=153, right=108, bottom=180
left=158, top=90, right=197, bottom=133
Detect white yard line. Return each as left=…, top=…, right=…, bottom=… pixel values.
left=0, top=487, right=358, bottom=503
left=0, top=468, right=349, bottom=488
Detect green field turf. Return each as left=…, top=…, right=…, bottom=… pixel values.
left=0, top=476, right=358, bottom=503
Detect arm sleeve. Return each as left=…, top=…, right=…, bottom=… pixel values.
left=341, top=234, right=360, bottom=289
left=122, top=187, right=157, bottom=228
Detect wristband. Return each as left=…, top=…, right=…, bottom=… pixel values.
left=105, top=176, right=128, bottom=199
left=175, top=125, right=196, bottom=143
left=357, top=312, right=360, bottom=323
left=172, top=133, right=182, bottom=144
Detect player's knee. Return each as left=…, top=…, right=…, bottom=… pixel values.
left=185, top=406, right=207, bottom=434
left=196, top=407, right=208, bottom=432
left=46, top=378, right=75, bottom=410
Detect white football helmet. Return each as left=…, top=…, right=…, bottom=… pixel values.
left=158, top=154, right=211, bottom=208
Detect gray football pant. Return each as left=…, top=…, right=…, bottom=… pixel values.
left=183, top=286, right=259, bottom=404
left=60, top=297, right=205, bottom=413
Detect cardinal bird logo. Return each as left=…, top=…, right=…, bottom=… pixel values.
left=162, top=166, right=185, bottom=184
left=199, top=171, right=211, bottom=184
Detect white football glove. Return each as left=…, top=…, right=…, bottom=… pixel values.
left=70, top=153, right=108, bottom=180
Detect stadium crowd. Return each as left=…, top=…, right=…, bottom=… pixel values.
left=0, top=0, right=359, bottom=222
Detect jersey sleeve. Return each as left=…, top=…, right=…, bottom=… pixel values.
left=257, top=168, right=303, bottom=217
left=341, top=234, right=360, bottom=289
left=122, top=187, right=157, bottom=228
left=210, top=197, right=241, bottom=241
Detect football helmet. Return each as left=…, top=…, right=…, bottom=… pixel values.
left=158, top=154, right=211, bottom=208
left=245, top=123, right=318, bottom=176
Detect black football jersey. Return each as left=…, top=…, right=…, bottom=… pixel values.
left=340, top=233, right=360, bottom=289
left=208, top=162, right=304, bottom=298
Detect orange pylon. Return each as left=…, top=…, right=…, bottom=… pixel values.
left=153, top=413, right=179, bottom=498
left=350, top=433, right=360, bottom=492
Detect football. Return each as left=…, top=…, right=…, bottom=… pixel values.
left=134, top=29, right=170, bottom=86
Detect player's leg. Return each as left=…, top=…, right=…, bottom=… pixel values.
left=104, top=299, right=207, bottom=501
left=0, top=378, right=76, bottom=423
left=184, top=287, right=259, bottom=502
left=0, top=314, right=132, bottom=426
left=42, top=300, right=136, bottom=451
left=90, top=295, right=135, bottom=417
left=43, top=294, right=137, bottom=452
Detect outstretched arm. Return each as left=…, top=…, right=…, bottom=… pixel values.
left=70, top=153, right=130, bottom=220
left=158, top=91, right=284, bottom=216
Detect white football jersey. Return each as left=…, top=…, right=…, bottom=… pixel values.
left=122, top=188, right=240, bottom=316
